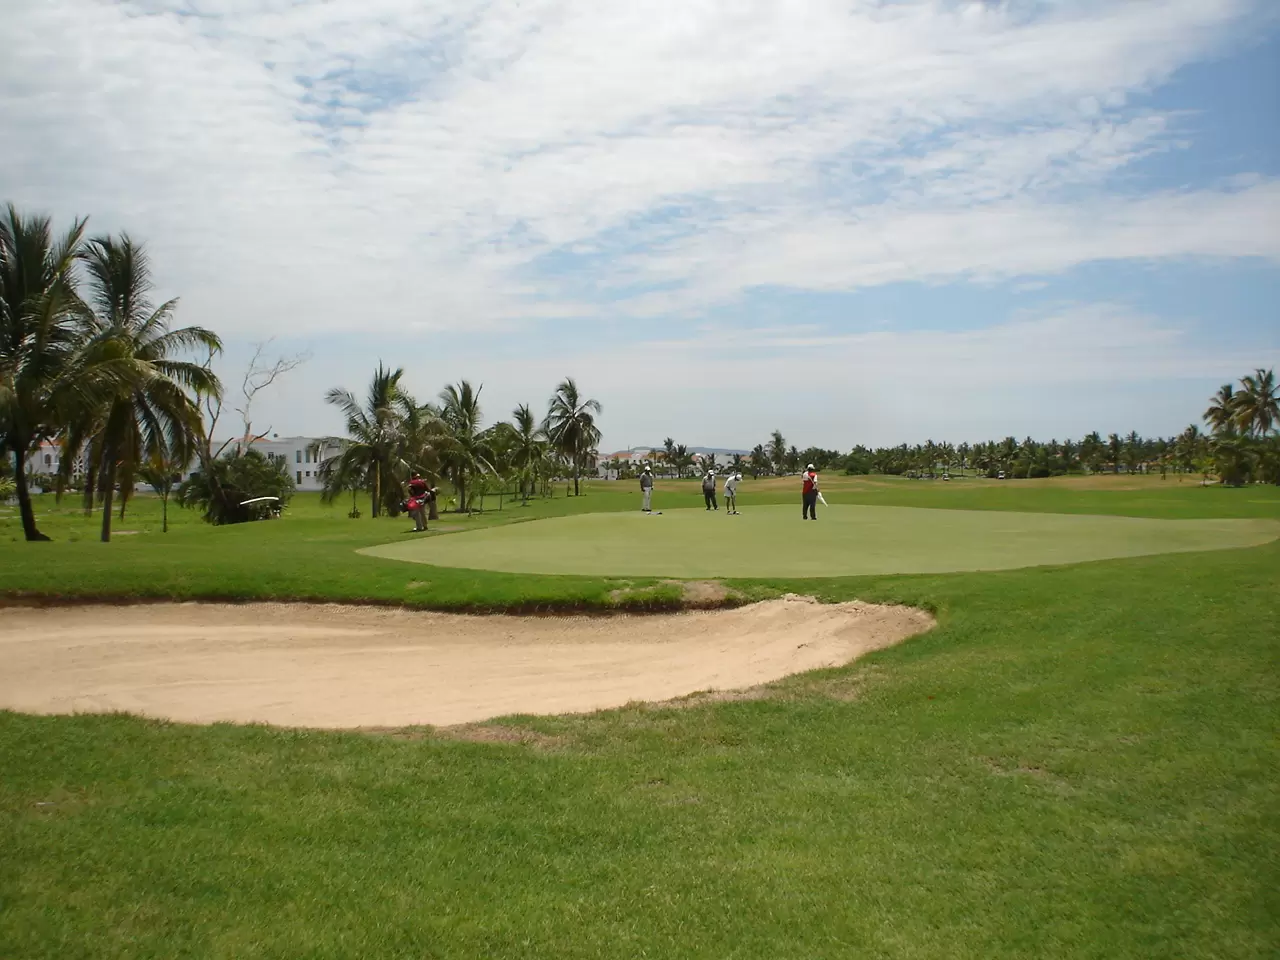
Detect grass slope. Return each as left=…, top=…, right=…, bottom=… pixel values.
left=2, top=542, right=1277, bottom=958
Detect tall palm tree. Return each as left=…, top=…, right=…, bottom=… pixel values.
left=509, top=403, right=546, bottom=504
left=438, top=380, right=495, bottom=511
left=768, top=430, right=787, bottom=476
left=545, top=377, right=601, bottom=497
left=662, top=437, right=676, bottom=478
left=0, top=205, right=88, bottom=541
left=1204, top=383, right=1238, bottom=435
left=1235, top=368, right=1278, bottom=438
left=70, top=235, right=220, bottom=542
left=318, top=364, right=414, bottom=517
left=749, top=444, right=767, bottom=478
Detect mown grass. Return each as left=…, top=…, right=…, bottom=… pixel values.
left=2, top=476, right=1276, bottom=608
left=1, top=478, right=1278, bottom=958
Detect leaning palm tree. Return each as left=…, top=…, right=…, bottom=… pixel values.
left=1204, top=383, right=1239, bottom=435
left=70, top=234, right=221, bottom=542
left=1235, top=368, right=1278, bottom=438
left=544, top=377, right=601, bottom=497
left=317, top=364, right=414, bottom=518
left=0, top=205, right=88, bottom=541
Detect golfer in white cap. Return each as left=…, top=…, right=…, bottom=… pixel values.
left=640, top=465, right=654, bottom=512
left=724, top=472, right=741, bottom=514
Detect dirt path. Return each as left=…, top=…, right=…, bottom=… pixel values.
left=0, top=597, right=933, bottom=728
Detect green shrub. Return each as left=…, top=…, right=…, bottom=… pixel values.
left=178, top=450, right=295, bottom=525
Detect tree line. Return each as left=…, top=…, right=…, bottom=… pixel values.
left=313, top=365, right=603, bottom=517
left=613, top=372, right=1278, bottom=486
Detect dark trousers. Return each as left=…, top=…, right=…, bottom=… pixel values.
left=803, top=491, right=818, bottom=519
left=704, top=490, right=718, bottom=510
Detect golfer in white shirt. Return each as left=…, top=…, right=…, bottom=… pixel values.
left=724, top=472, right=741, bottom=515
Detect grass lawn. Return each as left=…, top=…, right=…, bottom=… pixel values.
left=1, top=476, right=1278, bottom=958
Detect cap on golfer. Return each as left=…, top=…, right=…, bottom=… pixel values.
left=807, top=463, right=815, bottom=470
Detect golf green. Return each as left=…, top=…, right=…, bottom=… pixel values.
left=360, top=505, right=1280, bottom=578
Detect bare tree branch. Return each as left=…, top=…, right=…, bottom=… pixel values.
left=233, top=339, right=312, bottom=454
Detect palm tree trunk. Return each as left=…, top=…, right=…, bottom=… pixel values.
left=100, top=457, right=116, bottom=543
left=162, top=492, right=169, bottom=533
left=13, top=445, right=50, bottom=542
left=573, top=460, right=580, bottom=497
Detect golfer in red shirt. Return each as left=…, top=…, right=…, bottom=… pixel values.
left=802, top=464, right=819, bottom=520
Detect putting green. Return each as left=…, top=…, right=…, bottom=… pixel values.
left=359, top=505, right=1280, bottom=578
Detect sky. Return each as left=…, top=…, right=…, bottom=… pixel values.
left=4, top=0, right=1278, bottom=452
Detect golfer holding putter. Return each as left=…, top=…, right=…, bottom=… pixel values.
left=640, top=465, right=654, bottom=512
left=724, top=472, right=741, bottom=514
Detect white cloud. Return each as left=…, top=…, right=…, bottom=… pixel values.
left=2, top=0, right=1274, bottom=339
left=241, top=302, right=1277, bottom=451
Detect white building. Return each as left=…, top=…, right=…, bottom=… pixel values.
left=22, top=441, right=61, bottom=477
left=241, top=435, right=343, bottom=492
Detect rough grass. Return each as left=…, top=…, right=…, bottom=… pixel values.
left=0, top=478, right=1277, bottom=958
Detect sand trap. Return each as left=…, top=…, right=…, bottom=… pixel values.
left=0, top=598, right=933, bottom=728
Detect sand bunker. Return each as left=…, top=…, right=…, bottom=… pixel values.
left=0, top=597, right=933, bottom=729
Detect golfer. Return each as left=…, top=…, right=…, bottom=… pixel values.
left=724, top=472, right=741, bottom=514
left=702, top=469, right=718, bottom=510
left=407, top=473, right=429, bottom=531
left=640, top=465, right=654, bottom=512
left=802, top=464, right=820, bottom=520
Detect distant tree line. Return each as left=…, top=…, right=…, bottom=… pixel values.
left=617, top=370, right=1278, bottom=487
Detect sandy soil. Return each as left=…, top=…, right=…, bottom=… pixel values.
left=0, top=597, right=933, bottom=728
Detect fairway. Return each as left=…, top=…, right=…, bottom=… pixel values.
left=362, top=504, right=1280, bottom=577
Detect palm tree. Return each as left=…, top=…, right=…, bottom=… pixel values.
left=749, top=444, right=767, bottom=478
left=671, top=443, right=692, bottom=479
left=318, top=364, right=414, bottom=518
left=1204, top=383, right=1238, bottom=435
left=544, top=377, right=602, bottom=497
left=438, top=380, right=495, bottom=511
left=785, top=445, right=801, bottom=474
left=508, top=403, right=545, bottom=504
left=662, top=437, right=676, bottom=478
left=1106, top=433, right=1123, bottom=473
left=1235, top=368, right=1278, bottom=438
left=0, top=205, right=88, bottom=541
left=768, top=430, right=787, bottom=476
left=138, top=448, right=188, bottom=533
left=998, top=436, right=1017, bottom=474
left=70, top=235, right=220, bottom=542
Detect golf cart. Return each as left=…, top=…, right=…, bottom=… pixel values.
left=239, top=496, right=282, bottom=520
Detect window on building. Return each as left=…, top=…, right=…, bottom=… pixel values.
left=44, top=454, right=52, bottom=466
left=296, top=450, right=302, bottom=463
left=305, top=471, right=311, bottom=478
left=296, top=471, right=302, bottom=484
